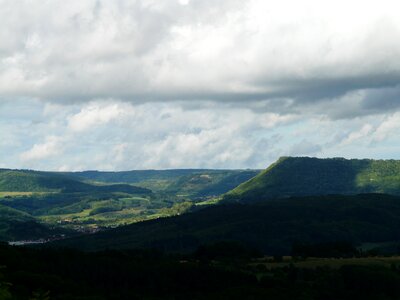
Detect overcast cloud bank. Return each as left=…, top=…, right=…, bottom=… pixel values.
left=1, top=0, right=400, bottom=170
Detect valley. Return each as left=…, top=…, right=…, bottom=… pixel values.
left=0, top=168, right=258, bottom=241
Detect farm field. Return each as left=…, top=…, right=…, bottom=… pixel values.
left=254, top=256, right=400, bottom=270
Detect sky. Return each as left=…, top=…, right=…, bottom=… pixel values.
left=1, top=0, right=400, bottom=171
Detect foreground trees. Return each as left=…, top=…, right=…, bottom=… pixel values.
left=2, top=244, right=400, bottom=299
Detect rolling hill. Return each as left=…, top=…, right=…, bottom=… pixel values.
left=0, top=168, right=257, bottom=240
left=224, top=157, right=400, bottom=203
left=0, top=204, right=69, bottom=241
left=66, top=169, right=260, bottom=195
left=0, top=169, right=151, bottom=194
left=66, top=169, right=211, bottom=184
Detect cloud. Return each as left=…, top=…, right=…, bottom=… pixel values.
left=372, top=112, right=400, bottom=142
left=141, top=127, right=254, bottom=168
left=1, top=99, right=297, bottom=170
left=1, top=99, right=400, bottom=170
left=289, top=140, right=322, bottom=156
left=2, top=2, right=400, bottom=170
left=67, top=101, right=128, bottom=131
left=0, top=0, right=400, bottom=118
left=20, top=136, right=64, bottom=161
left=340, top=124, right=374, bottom=146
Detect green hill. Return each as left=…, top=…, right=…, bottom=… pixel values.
left=0, top=170, right=63, bottom=192
left=224, top=157, right=400, bottom=203
left=51, top=193, right=400, bottom=254
left=0, top=168, right=257, bottom=232
left=0, top=204, right=32, bottom=222
left=0, top=169, right=151, bottom=194
left=0, top=168, right=256, bottom=234
left=66, top=169, right=259, bottom=194
left=0, top=168, right=257, bottom=196
left=164, top=170, right=259, bottom=198
left=0, top=204, right=69, bottom=241
left=0, top=170, right=156, bottom=234
left=66, top=169, right=211, bottom=183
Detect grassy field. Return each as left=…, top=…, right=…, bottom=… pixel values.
left=0, top=191, right=53, bottom=197
left=195, top=196, right=222, bottom=206
left=38, top=195, right=193, bottom=228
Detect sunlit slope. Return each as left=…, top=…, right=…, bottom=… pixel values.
left=224, top=157, right=400, bottom=203
left=0, top=170, right=65, bottom=192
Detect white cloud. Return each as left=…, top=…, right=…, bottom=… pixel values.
left=112, top=143, right=128, bottom=163
left=20, top=136, right=63, bottom=161
left=340, top=124, right=374, bottom=146
left=3, top=100, right=297, bottom=170
left=372, top=113, right=400, bottom=142
left=141, top=126, right=254, bottom=168
left=2, top=99, right=400, bottom=170
left=67, top=101, right=128, bottom=131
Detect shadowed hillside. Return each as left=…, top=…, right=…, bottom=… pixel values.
left=51, top=193, right=400, bottom=254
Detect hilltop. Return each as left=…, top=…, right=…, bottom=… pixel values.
left=224, top=157, right=400, bottom=203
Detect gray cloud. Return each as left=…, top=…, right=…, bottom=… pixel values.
left=1, top=0, right=400, bottom=119
left=362, top=85, right=400, bottom=111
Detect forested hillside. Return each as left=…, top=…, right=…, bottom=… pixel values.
left=225, top=157, right=400, bottom=203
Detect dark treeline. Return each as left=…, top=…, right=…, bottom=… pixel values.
left=2, top=243, right=400, bottom=299
left=291, top=241, right=360, bottom=258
